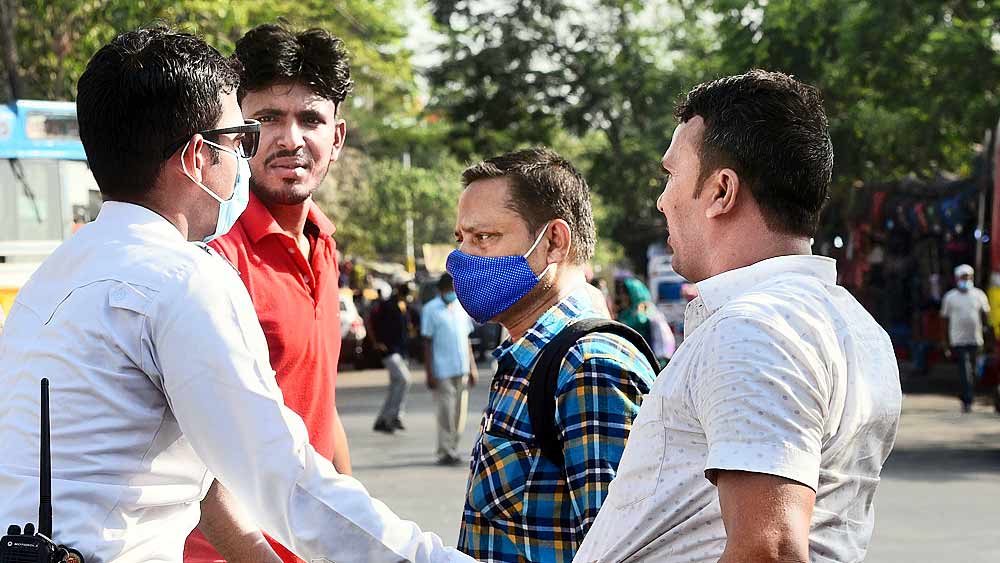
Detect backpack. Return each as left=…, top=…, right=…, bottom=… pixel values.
left=528, top=318, right=660, bottom=466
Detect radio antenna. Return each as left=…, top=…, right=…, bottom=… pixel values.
left=39, top=378, right=52, bottom=538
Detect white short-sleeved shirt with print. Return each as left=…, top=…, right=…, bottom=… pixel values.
left=574, top=255, right=902, bottom=563
left=940, top=287, right=991, bottom=347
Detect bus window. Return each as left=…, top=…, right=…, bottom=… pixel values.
left=4, top=159, right=64, bottom=242
left=59, top=159, right=101, bottom=236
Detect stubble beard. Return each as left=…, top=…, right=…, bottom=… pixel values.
left=250, top=159, right=332, bottom=207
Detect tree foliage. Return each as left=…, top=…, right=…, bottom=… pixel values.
left=318, top=148, right=465, bottom=262
left=5, top=0, right=999, bottom=271
left=428, top=0, right=1000, bottom=271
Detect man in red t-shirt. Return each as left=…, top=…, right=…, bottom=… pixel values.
left=184, top=23, right=353, bottom=563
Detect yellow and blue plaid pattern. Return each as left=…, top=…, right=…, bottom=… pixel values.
left=458, top=288, right=657, bottom=563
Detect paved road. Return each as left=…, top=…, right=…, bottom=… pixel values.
left=336, top=364, right=1000, bottom=561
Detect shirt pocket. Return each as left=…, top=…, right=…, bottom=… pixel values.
left=607, top=394, right=667, bottom=508
left=467, top=426, right=535, bottom=524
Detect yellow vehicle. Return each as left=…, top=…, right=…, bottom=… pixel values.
left=0, top=100, right=101, bottom=319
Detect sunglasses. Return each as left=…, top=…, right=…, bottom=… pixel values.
left=164, top=119, right=261, bottom=159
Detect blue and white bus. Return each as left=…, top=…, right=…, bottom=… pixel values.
left=0, top=100, right=101, bottom=318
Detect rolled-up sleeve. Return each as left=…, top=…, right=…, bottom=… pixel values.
left=149, top=262, right=472, bottom=563
left=693, top=314, right=828, bottom=491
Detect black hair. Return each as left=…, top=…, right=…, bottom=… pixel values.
left=76, top=25, right=240, bottom=201
left=396, top=283, right=412, bottom=298
left=235, top=23, right=353, bottom=107
left=438, top=273, right=454, bottom=292
left=461, top=147, right=596, bottom=263
left=674, top=69, right=834, bottom=237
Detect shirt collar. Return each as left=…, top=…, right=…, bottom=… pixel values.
left=241, top=191, right=336, bottom=244
left=695, top=254, right=837, bottom=315
left=95, top=201, right=186, bottom=241
left=493, top=285, right=602, bottom=371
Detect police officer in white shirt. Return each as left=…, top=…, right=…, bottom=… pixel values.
left=0, top=26, right=472, bottom=563
left=574, top=71, right=902, bottom=563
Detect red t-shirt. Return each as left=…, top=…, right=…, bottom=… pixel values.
left=184, top=192, right=342, bottom=563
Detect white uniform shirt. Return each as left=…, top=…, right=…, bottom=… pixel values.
left=575, top=255, right=902, bottom=563
left=0, top=202, right=471, bottom=563
left=940, top=287, right=990, bottom=346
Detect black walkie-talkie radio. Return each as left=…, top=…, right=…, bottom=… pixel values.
left=0, top=379, right=85, bottom=563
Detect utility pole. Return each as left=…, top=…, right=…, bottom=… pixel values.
left=976, top=128, right=991, bottom=286
left=403, top=151, right=415, bottom=274
left=0, top=0, right=21, bottom=101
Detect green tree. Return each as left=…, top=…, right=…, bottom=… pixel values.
left=684, top=0, right=1000, bottom=217
left=318, top=148, right=465, bottom=263
left=427, top=0, right=697, bottom=270
left=428, top=0, right=574, bottom=159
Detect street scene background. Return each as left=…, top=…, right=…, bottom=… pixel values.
left=2, top=1, right=1000, bottom=561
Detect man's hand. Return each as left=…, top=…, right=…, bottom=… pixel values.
left=943, top=346, right=952, bottom=359
left=467, top=342, right=478, bottom=387
left=715, top=470, right=815, bottom=563
left=426, top=370, right=438, bottom=390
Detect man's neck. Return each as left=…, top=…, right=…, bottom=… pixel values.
left=701, top=230, right=813, bottom=281
left=117, top=196, right=194, bottom=241
left=264, top=197, right=312, bottom=240
left=500, top=268, right=586, bottom=341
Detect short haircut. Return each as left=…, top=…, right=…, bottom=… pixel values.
left=396, top=282, right=412, bottom=298
left=235, top=23, right=353, bottom=108
left=461, top=147, right=596, bottom=263
left=674, top=69, right=834, bottom=237
left=76, top=25, right=240, bottom=201
left=438, top=273, right=454, bottom=292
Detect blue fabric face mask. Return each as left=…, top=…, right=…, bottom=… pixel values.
left=957, top=279, right=971, bottom=291
left=442, top=291, right=458, bottom=304
left=181, top=139, right=251, bottom=243
left=446, top=223, right=552, bottom=323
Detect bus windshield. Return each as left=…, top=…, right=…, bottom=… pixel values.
left=0, top=100, right=101, bottom=255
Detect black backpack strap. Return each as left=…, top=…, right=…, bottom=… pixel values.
left=528, top=318, right=660, bottom=466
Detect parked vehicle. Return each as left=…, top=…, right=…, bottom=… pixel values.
left=1, top=100, right=102, bottom=318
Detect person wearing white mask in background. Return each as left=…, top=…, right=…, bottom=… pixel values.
left=941, top=264, right=992, bottom=413
left=0, top=26, right=473, bottom=563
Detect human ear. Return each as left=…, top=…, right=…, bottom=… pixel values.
left=545, top=219, right=574, bottom=264
left=705, top=168, right=740, bottom=219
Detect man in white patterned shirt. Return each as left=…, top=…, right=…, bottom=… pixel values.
left=575, top=70, right=902, bottom=563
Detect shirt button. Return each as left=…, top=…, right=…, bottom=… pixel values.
left=287, top=247, right=295, bottom=254
left=304, top=276, right=311, bottom=284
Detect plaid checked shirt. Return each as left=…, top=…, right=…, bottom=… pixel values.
left=457, top=287, right=657, bottom=563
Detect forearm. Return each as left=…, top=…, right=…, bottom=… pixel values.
left=331, top=407, right=353, bottom=475
left=197, top=480, right=282, bottom=563
left=423, top=341, right=434, bottom=376
left=159, top=286, right=472, bottom=562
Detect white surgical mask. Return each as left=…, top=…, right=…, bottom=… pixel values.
left=180, top=139, right=251, bottom=243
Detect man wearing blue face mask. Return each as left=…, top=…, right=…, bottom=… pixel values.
left=0, top=26, right=473, bottom=563
left=450, top=148, right=658, bottom=563
left=941, top=263, right=992, bottom=413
